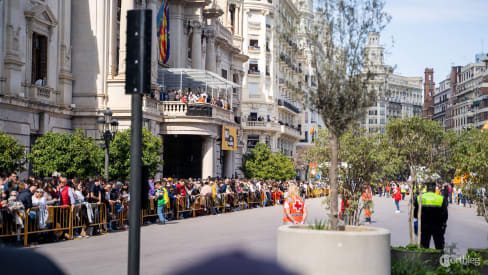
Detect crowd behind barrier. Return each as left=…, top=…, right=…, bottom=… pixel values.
left=0, top=172, right=329, bottom=247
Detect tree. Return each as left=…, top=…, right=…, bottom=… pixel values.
left=0, top=132, right=26, bottom=174
left=449, top=128, right=488, bottom=224
left=385, top=117, right=446, bottom=245
left=308, top=127, right=399, bottom=225
left=303, top=0, right=390, bottom=229
left=28, top=130, right=103, bottom=179
left=241, top=143, right=296, bottom=180
left=109, top=127, right=162, bottom=180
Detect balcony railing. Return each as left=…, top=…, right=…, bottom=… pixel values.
left=278, top=99, right=300, bottom=114
left=248, top=45, right=260, bottom=51
left=281, top=125, right=302, bottom=139
left=28, top=85, right=60, bottom=105
left=160, top=102, right=234, bottom=122
left=243, top=121, right=281, bottom=131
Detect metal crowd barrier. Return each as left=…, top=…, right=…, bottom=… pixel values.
left=0, top=187, right=329, bottom=246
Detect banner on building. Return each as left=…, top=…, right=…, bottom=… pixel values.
left=157, top=1, right=170, bottom=64
left=222, top=126, right=237, bottom=151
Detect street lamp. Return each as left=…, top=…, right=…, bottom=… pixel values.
left=98, top=108, right=119, bottom=181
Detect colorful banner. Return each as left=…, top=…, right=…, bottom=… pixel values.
left=157, top=1, right=170, bottom=64
left=309, top=163, right=318, bottom=176
left=222, top=126, right=237, bottom=151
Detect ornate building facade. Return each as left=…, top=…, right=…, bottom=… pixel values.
left=362, top=32, right=423, bottom=134
left=240, top=0, right=311, bottom=159
left=0, top=0, right=248, bottom=179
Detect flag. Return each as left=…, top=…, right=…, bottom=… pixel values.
left=157, top=1, right=170, bottom=64
left=309, top=126, right=315, bottom=136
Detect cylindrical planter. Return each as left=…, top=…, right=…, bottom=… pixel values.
left=277, top=225, right=391, bottom=275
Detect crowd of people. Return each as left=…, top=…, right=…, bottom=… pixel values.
left=158, top=88, right=231, bottom=110
left=372, top=181, right=478, bottom=211
left=0, top=172, right=326, bottom=245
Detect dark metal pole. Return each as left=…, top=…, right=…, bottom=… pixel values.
left=104, top=132, right=110, bottom=182
left=126, top=9, right=151, bottom=275
left=128, top=93, right=142, bottom=275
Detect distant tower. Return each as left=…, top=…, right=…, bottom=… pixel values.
left=365, top=32, right=384, bottom=66
left=423, top=68, right=435, bottom=119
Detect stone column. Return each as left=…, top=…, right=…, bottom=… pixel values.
left=202, top=136, right=216, bottom=179
left=168, top=1, right=184, bottom=67
left=190, top=20, right=203, bottom=70
left=147, top=0, right=161, bottom=85
left=205, top=29, right=216, bottom=73
left=223, top=150, right=234, bottom=178
left=117, top=0, right=135, bottom=76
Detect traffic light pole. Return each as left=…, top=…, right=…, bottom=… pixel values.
left=128, top=93, right=142, bottom=275
left=126, top=9, right=152, bottom=275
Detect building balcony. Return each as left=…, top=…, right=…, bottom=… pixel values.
left=248, top=46, right=261, bottom=54
left=280, top=125, right=302, bottom=140
left=27, top=85, right=61, bottom=105
left=278, top=98, right=300, bottom=114
left=242, top=121, right=281, bottom=132
left=248, top=70, right=261, bottom=76
left=160, top=102, right=234, bottom=123
left=143, top=97, right=159, bottom=115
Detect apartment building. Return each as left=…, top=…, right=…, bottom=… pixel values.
left=362, top=32, right=423, bottom=134
left=240, top=0, right=310, bottom=158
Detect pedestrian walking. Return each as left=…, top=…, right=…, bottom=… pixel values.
left=392, top=183, right=401, bottom=213
left=362, top=185, right=373, bottom=223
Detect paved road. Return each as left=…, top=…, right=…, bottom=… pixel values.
left=33, top=196, right=487, bottom=275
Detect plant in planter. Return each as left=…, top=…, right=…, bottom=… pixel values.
left=299, top=0, right=390, bottom=230
left=277, top=0, right=392, bottom=273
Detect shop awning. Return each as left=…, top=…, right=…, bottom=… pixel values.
left=158, top=68, right=240, bottom=90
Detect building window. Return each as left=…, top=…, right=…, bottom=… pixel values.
left=249, top=61, right=259, bottom=74
left=265, top=136, right=271, bottom=147
left=249, top=39, right=260, bottom=50
left=229, top=4, right=236, bottom=33
left=247, top=135, right=259, bottom=149
left=32, top=32, right=48, bottom=85
left=221, top=69, right=228, bottom=80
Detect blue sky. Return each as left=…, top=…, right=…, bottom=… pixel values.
left=382, top=0, right=488, bottom=81
left=313, top=0, right=488, bottom=81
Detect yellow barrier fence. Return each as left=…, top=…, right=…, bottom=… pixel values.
left=0, top=187, right=328, bottom=246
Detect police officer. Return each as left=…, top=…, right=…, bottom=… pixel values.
left=414, top=181, right=448, bottom=249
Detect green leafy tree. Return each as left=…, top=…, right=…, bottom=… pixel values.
left=339, top=128, right=401, bottom=225
left=449, top=128, right=488, bottom=224
left=241, top=143, right=296, bottom=180
left=109, top=127, right=162, bottom=180
left=385, top=117, right=447, bottom=245
left=307, top=127, right=400, bottom=225
left=0, top=132, right=26, bottom=174
left=301, top=0, right=391, bottom=230
left=28, top=130, right=103, bottom=179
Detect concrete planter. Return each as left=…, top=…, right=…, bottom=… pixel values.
left=277, top=225, right=391, bottom=275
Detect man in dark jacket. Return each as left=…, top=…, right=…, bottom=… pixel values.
left=414, top=181, right=448, bottom=249
left=18, top=184, right=35, bottom=209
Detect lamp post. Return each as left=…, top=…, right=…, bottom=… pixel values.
left=97, top=108, right=119, bottom=182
